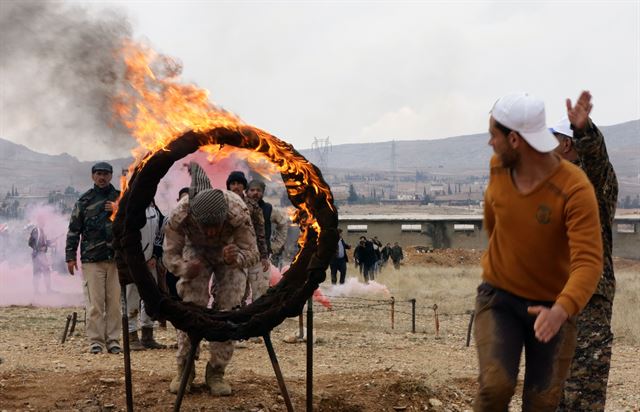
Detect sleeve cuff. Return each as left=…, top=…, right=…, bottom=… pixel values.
left=556, top=295, right=579, bottom=317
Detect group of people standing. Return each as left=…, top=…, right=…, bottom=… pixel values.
left=63, top=161, right=288, bottom=397
left=48, top=89, right=617, bottom=410
left=329, top=230, right=404, bottom=285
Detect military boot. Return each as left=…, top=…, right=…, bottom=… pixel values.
left=141, top=327, right=166, bottom=349
left=128, top=331, right=146, bottom=351
left=169, top=359, right=195, bottom=394
left=205, top=362, right=232, bottom=396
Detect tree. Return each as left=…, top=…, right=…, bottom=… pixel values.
left=348, top=184, right=359, bottom=203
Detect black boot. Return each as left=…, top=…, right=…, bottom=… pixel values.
left=141, top=327, right=166, bottom=349
left=129, top=331, right=146, bottom=351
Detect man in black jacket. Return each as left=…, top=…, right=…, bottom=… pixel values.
left=329, top=229, right=350, bottom=284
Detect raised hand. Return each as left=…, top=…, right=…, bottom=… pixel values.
left=566, top=90, right=593, bottom=132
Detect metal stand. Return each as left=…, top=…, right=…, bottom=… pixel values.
left=390, top=297, right=395, bottom=329
left=410, top=299, right=416, bottom=333
left=121, top=290, right=134, bottom=412
left=264, top=334, right=294, bottom=412
left=60, top=310, right=86, bottom=344
left=60, top=314, right=72, bottom=344
left=306, top=297, right=313, bottom=412
left=173, top=338, right=200, bottom=412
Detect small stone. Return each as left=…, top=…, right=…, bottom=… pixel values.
left=429, top=398, right=443, bottom=407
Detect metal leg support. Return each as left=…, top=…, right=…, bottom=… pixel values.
left=263, top=334, right=294, bottom=412
left=173, top=338, right=200, bottom=412
left=306, top=297, right=313, bottom=412
left=121, top=290, right=134, bottom=412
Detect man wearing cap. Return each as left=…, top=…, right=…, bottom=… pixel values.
left=163, top=163, right=259, bottom=396
left=65, top=162, right=122, bottom=354
left=552, top=91, right=618, bottom=412
left=246, top=179, right=289, bottom=298
left=473, top=93, right=603, bottom=411
left=227, top=171, right=268, bottom=274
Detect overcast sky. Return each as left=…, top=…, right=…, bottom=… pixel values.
left=2, top=1, right=639, bottom=159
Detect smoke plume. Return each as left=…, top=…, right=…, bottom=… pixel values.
left=0, top=204, right=84, bottom=307
left=0, top=1, right=134, bottom=160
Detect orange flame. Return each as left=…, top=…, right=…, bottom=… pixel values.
left=112, top=40, right=334, bottom=242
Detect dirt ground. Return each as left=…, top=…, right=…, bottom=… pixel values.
left=1, top=252, right=639, bottom=412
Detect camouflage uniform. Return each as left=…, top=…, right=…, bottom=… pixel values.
left=163, top=191, right=259, bottom=373
left=269, top=206, right=289, bottom=264
left=558, top=120, right=618, bottom=412
left=244, top=195, right=272, bottom=302
left=65, top=184, right=121, bottom=351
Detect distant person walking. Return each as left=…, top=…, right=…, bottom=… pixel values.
left=553, top=91, right=619, bottom=412
left=329, top=228, right=350, bottom=284
left=65, top=162, right=122, bottom=355
left=28, top=215, right=52, bottom=294
left=381, top=242, right=391, bottom=268
left=389, top=242, right=404, bottom=269
left=357, top=236, right=376, bottom=283
left=474, top=93, right=602, bottom=411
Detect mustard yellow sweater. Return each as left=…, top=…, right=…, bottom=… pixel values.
left=482, top=155, right=603, bottom=316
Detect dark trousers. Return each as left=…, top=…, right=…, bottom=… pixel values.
left=362, top=262, right=374, bottom=282
left=473, top=283, right=577, bottom=412
left=329, top=257, right=347, bottom=284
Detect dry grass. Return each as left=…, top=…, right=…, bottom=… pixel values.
left=374, top=265, right=481, bottom=316
left=360, top=262, right=640, bottom=345
left=612, top=267, right=640, bottom=345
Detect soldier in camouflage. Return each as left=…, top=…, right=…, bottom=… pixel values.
left=246, top=179, right=289, bottom=297
left=163, top=163, right=259, bottom=396
left=225, top=171, right=270, bottom=297
left=553, top=91, right=618, bottom=412
left=65, top=162, right=122, bottom=354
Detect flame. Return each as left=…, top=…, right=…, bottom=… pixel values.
left=112, top=40, right=334, bottom=245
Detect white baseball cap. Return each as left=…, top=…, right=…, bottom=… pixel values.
left=491, top=92, right=558, bottom=153
left=551, top=115, right=573, bottom=138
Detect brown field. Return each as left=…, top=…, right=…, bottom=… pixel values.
left=1, top=252, right=639, bottom=411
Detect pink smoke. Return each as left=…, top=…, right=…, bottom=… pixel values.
left=269, top=265, right=332, bottom=309
left=154, top=150, right=273, bottom=214
left=0, top=204, right=84, bottom=307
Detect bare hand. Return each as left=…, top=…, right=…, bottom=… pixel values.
left=104, top=201, right=116, bottom=212
left=261, top=258, right=270, bottom=272
left=527, top=304, right=569, bottom=343
left=223, top=244, right=239, bottom=265
left=566, top=90, right=593, bottom=132
left=67, top=260, right=78, bottom=275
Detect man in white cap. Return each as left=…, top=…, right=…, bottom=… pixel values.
left=473, top=92, right=603, bottom=411
left=162, top=162, right=259, bottom=396
left=553, top=91, right=618, bottom=412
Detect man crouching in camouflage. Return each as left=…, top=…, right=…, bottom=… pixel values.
left=163, top=162, right=259, bottom=396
